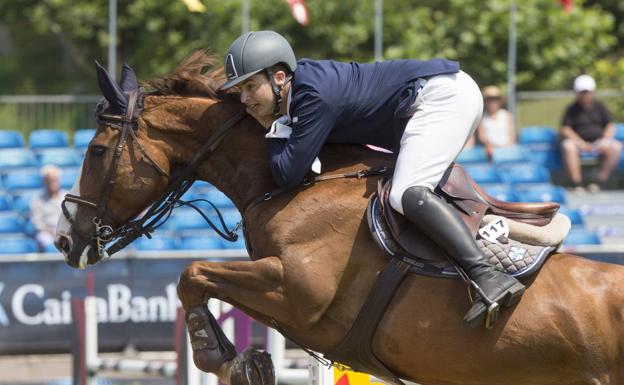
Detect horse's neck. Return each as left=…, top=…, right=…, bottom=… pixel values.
left=195, top=117, right=277, bottom=211
left=147, top=95, right=395, bottom=214
left=198, top=123, right=396, bottom=214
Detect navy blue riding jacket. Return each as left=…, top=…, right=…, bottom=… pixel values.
left=267, top=58, right=460, bottom=188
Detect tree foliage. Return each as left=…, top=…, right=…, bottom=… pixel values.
left=0, top=0, right=619, bottom=93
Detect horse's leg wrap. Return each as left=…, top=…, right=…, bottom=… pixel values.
left=186, top=304, right=237, bottom=373
left=229, top=347, right=275, bottom=385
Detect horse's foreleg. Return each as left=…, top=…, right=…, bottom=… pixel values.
left=178, top=257, right=336, bottom=329
left=177, top=256, right=335, bottom=385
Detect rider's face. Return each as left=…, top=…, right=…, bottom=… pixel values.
left=239, top=73, right=275, bottom=126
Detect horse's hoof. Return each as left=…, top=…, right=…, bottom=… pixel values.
left=229, top=348, right=275, bottom=385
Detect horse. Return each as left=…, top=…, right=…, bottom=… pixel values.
left=55, top=51, right=624, bottom=385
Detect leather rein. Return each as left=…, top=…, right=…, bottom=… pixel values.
left=61, top=88, right=390, bottom=259
left=61, top=88, right=247, bottom=259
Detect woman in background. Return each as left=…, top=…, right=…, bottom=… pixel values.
left=478, top=86, right=515, bottom=158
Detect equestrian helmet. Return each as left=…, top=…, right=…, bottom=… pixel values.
left=221, top=30, right=297, bottom=90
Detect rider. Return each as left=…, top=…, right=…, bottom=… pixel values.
left=220, top=30, right=525, bottom=328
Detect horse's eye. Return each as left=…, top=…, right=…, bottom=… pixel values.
left=89, top=145, right=107, bottom=157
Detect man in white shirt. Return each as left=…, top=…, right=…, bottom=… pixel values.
left=31, top=165, right=66, bottom=251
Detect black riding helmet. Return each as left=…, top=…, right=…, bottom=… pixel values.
left=221, top=30, right=297, bottom=115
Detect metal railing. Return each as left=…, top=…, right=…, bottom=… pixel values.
left=0, top=90, right=622, bottom=140
left=0, top=95, right=100, bottom=137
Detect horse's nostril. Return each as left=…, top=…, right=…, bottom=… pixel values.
left=56, top=235, right=72, bottom=254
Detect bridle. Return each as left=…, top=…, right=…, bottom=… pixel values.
left=61, top=88, right=247, bottom=259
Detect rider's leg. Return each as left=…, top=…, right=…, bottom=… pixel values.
left=388, top=70, right=525, bottom=328
left=401, top=186, right=525, bottom=327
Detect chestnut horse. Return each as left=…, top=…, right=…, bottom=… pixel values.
left=56, top=52, right=624, bottom=385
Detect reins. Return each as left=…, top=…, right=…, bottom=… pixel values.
left=245, top=166, right=390, bottom=213
left=105, top=108, right=248, bottom=255
left=61, top=87, right=248, bottom=258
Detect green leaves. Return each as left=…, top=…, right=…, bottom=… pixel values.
left=0, top=0, right=619, bottom=93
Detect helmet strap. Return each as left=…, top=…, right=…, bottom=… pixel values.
left=266, top=68, right=290, bottom=116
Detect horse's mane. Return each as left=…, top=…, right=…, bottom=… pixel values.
left=146, top=49, right=230, bottom=100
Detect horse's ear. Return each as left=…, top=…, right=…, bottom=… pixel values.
left=95, top=60, right=128, bottom=112
left=119, top=62, right=139, bottom=92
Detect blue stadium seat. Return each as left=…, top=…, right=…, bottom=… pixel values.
left=191, top=180, right=215, bottom=191
left=563, top=229, right=601, bottom=246
left=184, top=188, right=234, bottom=209
left=10, top=189, right=42, bottom=213
left=169, top=209, right=212, bottom=231
left=557, top=205, right=584, bottom=226
left=514, top=184, right=567, bottom=204
left=220, top=209, right=242, bottom=228
left=73, top=129, right=96, bottom=149
left=0, top=195, right=11, bottom=211
left=0, top=212, right=25, bottom=234
left=481, top=184, right=517, bottom=202
left=0, top=130, right=24, bottom=149
left=580, top=151, right=600, bottom=162
left=0, top=149, right=38, bottom=169
left=22, top=219, right=36, bottom=236
left=38, top=148, right=82, bottom=167
left=457, top=146, right=488, bottom=164
left=530, top=149, right=561, bottom=171
left=463, top=164, right=502, bottom=184
left=491, top=145, right=531, bottom=164
left=203, top=188, right=235, bottom=208
left=596, top=225, right=624, bottom=238
left=2, top=168, right=43, bottom=190
left=178, top=235, right=223, bottom=250
left=220, top=237, right=247, bottom=250
left=615, top=123, right=624, bottom=142
left=29, top=129, right=69, bottom=149
left=0, top=237, right=39, bottom=254
left=60, top=167, right=79, bottom=189
left=498, top=163, right=551, bottom=184
left=133, top=234, right=177, bottom=251
left=518, top=126, right=558, bottom=148
left=42, top=242, right=60, bottom=253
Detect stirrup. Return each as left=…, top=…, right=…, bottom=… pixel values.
left=466, top=279, right=500, bottom=329
left=484, top=302, right=500, bottom=329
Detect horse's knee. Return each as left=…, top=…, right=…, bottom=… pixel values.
left=177, top=261, right=210, bottom=310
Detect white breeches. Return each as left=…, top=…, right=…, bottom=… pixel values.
left=388, top=70, right=483, bottom=214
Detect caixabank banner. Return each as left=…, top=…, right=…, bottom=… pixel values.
left=0, top=257, right=202, bottom=354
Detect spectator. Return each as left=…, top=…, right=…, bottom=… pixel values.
left=560, top=74, right=622, bottom=191
left=30, top=165, right=66, bottom=251
left=477, top=86, right=515, bottom=158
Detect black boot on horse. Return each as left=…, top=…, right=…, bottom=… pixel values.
left=401, top=186, right=526, bottom=328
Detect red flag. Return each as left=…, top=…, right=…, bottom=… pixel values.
left=286, top=0, right=309, bottom=26
left=560, top=0, right=572, bottom=13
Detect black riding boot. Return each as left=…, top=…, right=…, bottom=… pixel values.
left=401, top=186, right=525, bottom=328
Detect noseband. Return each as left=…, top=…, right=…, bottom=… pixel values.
left=61, top=88, right=246, bottom=259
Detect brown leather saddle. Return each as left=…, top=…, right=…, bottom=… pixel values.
left=372, top=163, right=560, bottom=265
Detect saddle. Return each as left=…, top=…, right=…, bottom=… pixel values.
left=368, top=163, right=560, bottom=271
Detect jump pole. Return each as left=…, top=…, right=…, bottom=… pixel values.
left=72, top=273, right=207, bottom=385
